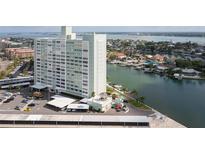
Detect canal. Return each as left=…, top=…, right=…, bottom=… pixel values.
left=107, top=64, right=205, bottom=128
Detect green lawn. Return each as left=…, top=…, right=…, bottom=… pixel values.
left=128, top=99, right=150, bottom=110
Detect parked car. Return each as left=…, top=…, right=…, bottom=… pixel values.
left=15, top=106, right=21, bottom=110
left=28, top=103, right=35, bottom=107
left=21, top=99, right=28, bottom=103
left=3, top=96, right=14, bottom=103
left=26, top=96, right=33, bottom=100
left=23, top=107, right=31, bottom=112
left=123, top=106, right=129, bottom=112
left=16, top=92, right=21, bottom=95
left=115, top=103, right=122, bottom=112
left=7, top=96, right=14, bottom=101
left=4, top=92, right=13, bottom=97
left=111, top=103, right=116, bottom=108
left=3, top=99, right=10, bottom=103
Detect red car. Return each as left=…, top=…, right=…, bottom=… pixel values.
left=115, top=104, right=122, bottom=112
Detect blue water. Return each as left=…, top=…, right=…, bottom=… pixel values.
left=107, top=64, right=205, bottom=127
left=107, top=34, right=205, bottom=45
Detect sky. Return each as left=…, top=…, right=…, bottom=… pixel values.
left=0, top=26, right=205, bottom=33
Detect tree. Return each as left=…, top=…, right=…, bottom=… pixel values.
left=138, top=96, right=145, bottom=103
left=0, top=71, right=6, bottom=79
left=131, top=89, right=138, bottom=96
left=112, top=93, right=117, bottom=100
left=13, top=57, right=20, bottom=67
left=106, top=87, right=113, bottom=95
left=91, top=91, right=95, bottom=97
left=109, top=54, right=117, bottom=60
left=22, top=70, right=29, bottom=76
left=16, top=85, right=21, bottom=91
left=175, top=59, right=192, bottom=68
left=122, top=87, right=128, bottom=92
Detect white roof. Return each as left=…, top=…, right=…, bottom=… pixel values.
left=47, top=95, right=77, bottom=109
left=182, top=69, right=200, bottom=73
left=31, top=84, right=47, bottom=90
left=88, top=97, right=112, bottom=105
left=80, top=98, right=89, bottom=103
left=174, top=73, right=180, bottom=77
left=79, top=115, right=149, bottom=123
left=67, top=104, right=89, bottom=110
left=157, top=66, right=168, bottom=70
left=0, top=114, right=149, bottom=123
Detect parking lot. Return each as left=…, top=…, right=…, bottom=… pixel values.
left=0, top=87, right=153, bottom=116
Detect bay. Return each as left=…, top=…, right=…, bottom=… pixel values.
left=107, top=64, right=205, bottom=127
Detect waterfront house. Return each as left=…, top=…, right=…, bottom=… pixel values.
left=181, top=69, right=200, bottom=76
left=116, top=52, right=127, bottom=60
left=145, top=55, right=153, bottom=59
left=153, top=54, right=165, bottom=63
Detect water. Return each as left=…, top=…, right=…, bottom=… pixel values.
left=107, top=34, right=205, bottom=45
left=1, top=32, right=205, bottom=45
left=107, top=64, right=205, bottom=127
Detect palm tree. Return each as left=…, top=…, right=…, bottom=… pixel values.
left=131, top=89, right=138, bottom=95
left=16, top=85, right=21, bottom=92
left=138, top=96, right=145, bottom=103
left=91, top=91, right=95, bottom=97
left=9, top=84, right=12, bottom=91
left=112, top=93, right=117, bottom=100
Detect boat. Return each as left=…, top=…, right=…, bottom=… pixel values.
left=144, top=68, right=153, bottom=73
left=135, top=66, right=144, bottom=70
left=173, top=73, right=183, bottom=80
left=120, top=64, right=127, bottom=67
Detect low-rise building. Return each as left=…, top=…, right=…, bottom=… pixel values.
left=153, top=54, right=165, bottom=63
left=115, top=52, right=127, bottom=60
left=88, top=93, right=112, bottom=112
left=181, top=69, right=200, bottom=76
left=4, top=47, right=34, bottom=58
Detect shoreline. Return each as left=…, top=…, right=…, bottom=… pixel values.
left=107, top=84, right=186, bottom=128
left=108, top=62, right=205, bottom=81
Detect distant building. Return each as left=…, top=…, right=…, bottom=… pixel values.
left=152, top=54, right=165, bottom=63
left=4, top=47, right=34, bottom=59
left=0, top=39, right=9, bottom=52
left=115, top=52, right=127, bottom=60
left=181, top=69, right=200, bottom=76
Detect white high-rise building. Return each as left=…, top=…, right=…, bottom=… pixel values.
left=60, top=26, right=76, bottom=40
left=34, top=26, right=106, bottom=98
